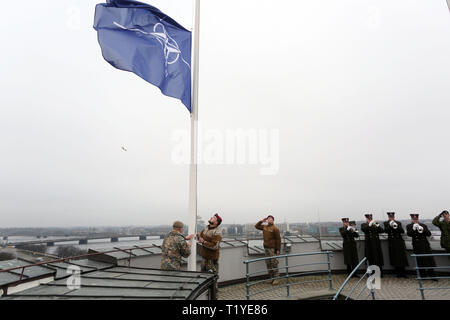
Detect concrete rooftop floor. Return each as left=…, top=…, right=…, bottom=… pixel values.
left=217, top=274, right=450, bottom=300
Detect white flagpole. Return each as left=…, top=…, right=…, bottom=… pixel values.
left=188, top=0, right=200, bottom=272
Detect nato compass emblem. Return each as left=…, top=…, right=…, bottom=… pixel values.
left=113, top=20, right=190, bottom=77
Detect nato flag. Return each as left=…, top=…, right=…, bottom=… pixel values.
left=94, top=0, right=192, bottom=111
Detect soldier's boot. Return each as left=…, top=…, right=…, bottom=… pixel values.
left=266, top=271, right=273, bottom=284
left=271, top=271, right=280, bottom=285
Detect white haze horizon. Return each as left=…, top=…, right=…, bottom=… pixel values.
left=1, top=0, right=450, bottom=228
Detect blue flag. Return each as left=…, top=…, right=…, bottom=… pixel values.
left=93, top=0, right=192, bottom=111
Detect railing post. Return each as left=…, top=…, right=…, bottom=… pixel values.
left=414, top=255, right=425, bottom=300
left=128, top=249, right=132, bottom=268
left=245, top=262, right=250, bottom=300
left=327, top=252, right=333, bottom=290
left=285, top=255, right=290, bottom=297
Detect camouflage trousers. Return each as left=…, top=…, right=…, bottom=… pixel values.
left=201, top=258, right=219, bottom=293
left=160, top=258, right=181, bottom=271
left=264, top=248, right=279, bottom=279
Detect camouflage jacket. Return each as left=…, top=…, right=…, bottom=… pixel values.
left=432, top=215, right=450, bottom=249
left=160, top=230, right=191, bottom=271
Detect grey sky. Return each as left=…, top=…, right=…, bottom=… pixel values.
left=1, top=0, right=450, bottom=227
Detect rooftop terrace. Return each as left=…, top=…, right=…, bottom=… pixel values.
left=218, top=274, right=450, bottom=300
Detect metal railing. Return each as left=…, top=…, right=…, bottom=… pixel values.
left=412, top=253, right=450, bottom=300
left=243, top=251, right=333, bottom=300
left=333, top=257, right=375, bottom=300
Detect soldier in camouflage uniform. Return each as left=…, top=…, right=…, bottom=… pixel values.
left=160, top=221, right=194, bottom=271
left=432, top=210, right=450, bottom=260
left=255, top=215, right=281, bottom=285
left=197, top=213, right=223, bottom=294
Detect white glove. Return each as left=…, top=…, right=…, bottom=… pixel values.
left=347, top=226, right=352, bottom=231
left=369, top=220, right=374, bottom=227
left=417, top=225, right=424, bottom=233
left=390, top=221, right=398, bottom=229
left=413, top=223, right=419, bottom=231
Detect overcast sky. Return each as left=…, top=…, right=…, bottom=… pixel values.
left=1, top=0, right=450, bottom=228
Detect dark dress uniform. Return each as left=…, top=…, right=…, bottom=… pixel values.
left=339, top=226, right=359, bottom=274
left=361, top=221, right=384, bottom=269
left=383, top=220, right=408, bottom=277
left=406, top=222, right=436, bottom=278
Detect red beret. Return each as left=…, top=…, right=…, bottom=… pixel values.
left=214, top=213, right=222, bottom=225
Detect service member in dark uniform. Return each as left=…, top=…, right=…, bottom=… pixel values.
left=361, top=214, right=384, bottom=275
left=406, top=214, right=437, bottom=281
left=383, top=212, right=408, bottom=277
left=339, top=218, right=359, bottom=277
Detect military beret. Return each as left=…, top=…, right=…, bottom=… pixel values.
left=173, top=221, right=184, bottom=229
left=214, top=213, right=222, bottom=225
left=267, top=215, right=275, bottom=220
left=442, top=210, right=449, bottom=215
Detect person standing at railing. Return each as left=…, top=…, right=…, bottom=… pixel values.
left=361, top=214, right=384, bottom=276
left=255, top=215, right=281, bottom=285
left=160, top=221, right=194, bottom=271
left=197, top=213, right=223, bottom=293
left=383, top=212, right=408, bottom=278
left=407, top=214, right=438, bottom=281
left=339, top=218, right=359, bottom=278
left=432, top=210, right=450, bottom=259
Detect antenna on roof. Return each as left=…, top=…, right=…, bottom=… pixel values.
left=317, top=208, right=322, bottom=241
